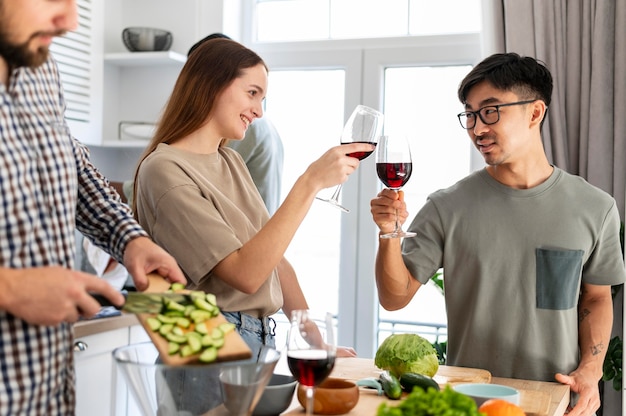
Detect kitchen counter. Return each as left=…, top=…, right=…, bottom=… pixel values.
left=280, top=358, right=569, bottom=416
left=204, top=357, right=569, bottom=416
left=74, top=313, right=139, bottom=338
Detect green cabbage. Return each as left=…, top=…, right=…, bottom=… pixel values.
left=374, top=334, right=439, bottom=378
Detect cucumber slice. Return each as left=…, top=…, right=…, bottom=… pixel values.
left=165, top=299, right=186, bottom=313
left=156, top=314, right=179, bottom=324
left=193, top=298, right=217, bottom=313
left=218, top=322, right=235, bottom=335
left=195, top=321, right=209, bottom=335
left=187, top=334, right=202, bottom=353
left=168, top=342, right=180, bottom=355
left=176, top=317, right=191, bottom=329
left=199, top=347, right=218, bottom=363
left=189, top=309, right=212, bottom=324
left=180, top=344, right=196, bottom=357
left=146, top=317, right=161, bottom=331
left=170, top=283, right=186, bottom=292
left=205, top=293, right=217, bottom=306
left=201, top=334, right=214, bottom=347
left=165, top=332, right=187, bottom=344
left=158, top=323, right=174, bottom=336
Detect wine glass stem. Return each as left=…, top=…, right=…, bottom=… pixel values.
left=305, top=386, right=314, bottom=416
left=393, top=209, right=401, bottom=234
left=329, top=184, right=343, bottom=202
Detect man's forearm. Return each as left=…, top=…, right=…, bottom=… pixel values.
left=577, top=285, right=614, bottom=378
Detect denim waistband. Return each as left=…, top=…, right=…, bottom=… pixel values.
left=222, top=311, right=276, bottom=338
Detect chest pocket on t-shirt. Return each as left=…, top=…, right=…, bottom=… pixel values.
left=535, top=248, right=584, bottom=310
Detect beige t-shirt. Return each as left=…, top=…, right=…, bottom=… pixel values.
left=135, top=143, right=282, bottom=317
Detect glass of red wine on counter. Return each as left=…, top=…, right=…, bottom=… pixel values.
left=376, top=134, right=417, bottom=238
left=316, top=104, right=384, bottom=212
left=286, top=310, right=336, bottom=416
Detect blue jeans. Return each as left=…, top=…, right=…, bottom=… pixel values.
left=155, top=312, right=276, bottom=415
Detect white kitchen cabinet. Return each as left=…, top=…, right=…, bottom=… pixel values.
left=74, top=322, right=152, bottom=416
left=74, top=327, right=129, bottom=416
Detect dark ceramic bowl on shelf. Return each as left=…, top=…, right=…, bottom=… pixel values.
left=122, top=27, right=172, bottom=52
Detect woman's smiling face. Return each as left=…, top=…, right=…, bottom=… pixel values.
left=211, top=63, right=268, bottom=141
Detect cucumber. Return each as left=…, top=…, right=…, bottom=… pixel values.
left=399, top=372, right=440, bottom=392
left=146, top=283, right=234, bottom=363
left=379, top=370, right=402, bottom=400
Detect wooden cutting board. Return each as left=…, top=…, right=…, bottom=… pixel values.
left=134, top=274, right=252, bottom=365
left=330, top=358, right=492, bottom=384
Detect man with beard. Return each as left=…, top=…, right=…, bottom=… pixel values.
left=0, top=1, right=186, bottom=414
left=370, top=53, right=625, bottom=416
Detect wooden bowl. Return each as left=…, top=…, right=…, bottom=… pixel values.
left=297, top=378, right=359, bottom=415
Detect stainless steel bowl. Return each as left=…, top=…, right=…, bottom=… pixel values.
left=122, top=27, right=173, bottom=52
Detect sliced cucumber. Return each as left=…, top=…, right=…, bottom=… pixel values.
left=146, top=317, right=161, bottom=331
left=199, top=347, right=218, bottom=363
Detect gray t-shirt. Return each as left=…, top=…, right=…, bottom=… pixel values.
left=403, top=167, right=625, bottom=381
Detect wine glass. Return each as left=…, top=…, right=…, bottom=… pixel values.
left=376, top=134, right=417, bottom=239
left=316, top=105, right=384, bottom=213
left=286, top=310, right=336, bottom=416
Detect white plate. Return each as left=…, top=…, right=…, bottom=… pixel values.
left=119, top=122, right=155, bottom=140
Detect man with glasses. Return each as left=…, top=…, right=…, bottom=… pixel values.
left=370, top=53, right=625, bottom=416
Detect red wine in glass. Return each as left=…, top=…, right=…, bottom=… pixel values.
left=316, top=105, right=383, bottom=212
left=376, top=134, right=416, bottom=239
left=287, top=349, right=335, bottom=387
left=344, top=141, right=378, bottom=160
left=287, top=310, right=336, bottom=416
left=376, top=162, right=413, bottom=189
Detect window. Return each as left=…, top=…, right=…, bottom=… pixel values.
left=244, top=1, right=483, bottom=356
left=254, top=0, right=481, bottom=42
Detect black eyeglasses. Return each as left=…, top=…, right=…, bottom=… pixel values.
left=457, top=100, right=537, bottom=130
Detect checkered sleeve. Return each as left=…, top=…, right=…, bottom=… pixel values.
left=73, top=139, right=148, bottom=263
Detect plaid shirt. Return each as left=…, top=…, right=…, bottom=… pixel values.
left=0, top=57, right=147, bottom=414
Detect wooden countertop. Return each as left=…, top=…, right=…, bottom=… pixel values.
left=73, top=314, right=139, bottom=338
left=281, top=358, right=570, bottom=416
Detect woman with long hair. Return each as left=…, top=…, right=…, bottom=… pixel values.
left=133, top=38, right=361, bottom=412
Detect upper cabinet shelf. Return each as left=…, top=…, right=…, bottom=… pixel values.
left=104, top=51, right=186, bottom=66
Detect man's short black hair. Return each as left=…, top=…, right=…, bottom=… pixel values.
left=187, top=32, right=232, bottom=57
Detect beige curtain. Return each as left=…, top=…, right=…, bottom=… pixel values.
left=482, top=0, right=626, bottom=220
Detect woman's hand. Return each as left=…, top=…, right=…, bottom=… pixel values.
left=336, top=346, right=357, bottom=358
left=303, top=143, right=376, bottom=191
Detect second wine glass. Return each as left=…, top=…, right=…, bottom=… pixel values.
left=376, top=134, right=417, bottom=239
left=316, top=105, right=384, bottom=213
left=286, top=310, right=336, bottom=416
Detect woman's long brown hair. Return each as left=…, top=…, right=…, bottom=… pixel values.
left=131, top=38, right=266, bottom=215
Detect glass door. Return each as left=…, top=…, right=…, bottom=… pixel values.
left=257, top=38, right=482, bottom=356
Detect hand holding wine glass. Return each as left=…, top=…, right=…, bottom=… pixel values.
left=376, top=134, right=417, bottom=239
left=316, top=105, right=384, bottom=213
left=286, top=310, right=336, bottom=416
